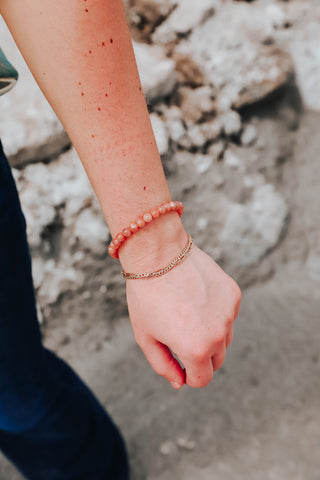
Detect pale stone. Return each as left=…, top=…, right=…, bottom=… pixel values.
left=241, top=124, right=258, bottom=146
left=0, top=18, right=69, bottom=167
left=133, top=41, right=176, bottom=102
left=220, top=183, right=288, bottom=269
left=221, top=110, right=242, bottom=137
left=150, top=113, right=169, bottom=155
left=152, top=0, right=216, bottom=44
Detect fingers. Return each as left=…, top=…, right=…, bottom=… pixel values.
left=141, top=339, right=185, bottom=389
left=183, top=356, right=214, bottom=388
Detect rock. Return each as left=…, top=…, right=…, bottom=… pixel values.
left=152, top=0, right=216, bottom=44
left=37, top=259, right=85, bottom=306
left=265, top=4, right=286, bottom=29
left=0, top=18, right=70, bottom=167
left=130, top=0, right=177, bottom=33
left=193, top=154, right=212, bottom=174
left=133, top=41, right=176, bottom=102
left=221, top=110, right=242, bottom=137
left=71, top=208, right=109, bottom=254
left=184, top=119, right=221, bottom=148
left=220, top=183, right=289, bottom=270
left=178, top=85, right=215, bottom=124
left=174, top=4, right=294, bottom=110
left=224, top=150, right=242, bottom=170
left=287, top=22, right=320, bottom=111
left=16, top=148, right=102, bottom=249
left=241, top=124, right=258, bottom=146
left=159, top=440, right=177, bottom=456
left=150, top=113, right=169, bottom=155
left=176, top=435, right=196, bottom=451
left=207, top=141, right=225, bottom=162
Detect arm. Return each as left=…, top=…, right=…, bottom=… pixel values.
left=1, top=0, right=241, bottom=388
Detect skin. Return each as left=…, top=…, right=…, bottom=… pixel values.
left=1, top=0, right=241, bottom=389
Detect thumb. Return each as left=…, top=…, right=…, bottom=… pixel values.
left=143, top=339, right=185, bottom=389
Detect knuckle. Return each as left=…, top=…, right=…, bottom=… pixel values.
left=213, top=329, right=226, bottom=346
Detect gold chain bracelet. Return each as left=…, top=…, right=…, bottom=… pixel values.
left=120, top=234, right=193, bottom=280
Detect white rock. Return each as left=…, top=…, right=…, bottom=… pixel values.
left=133, top=41, right=176, bottom=102
left=241, top=124, right=258, bottom=146
left=150, top=113, right=169, bottom=155
left=166, top=119, right=186, bottom=143
left=37, top=260, right=85, bottom=306
left=288, top=22, right=320, bottom=111
left=178, top=85, right=215, bottom=123
left=193, top=154, right=212, bottom=174
left=224, top=150, right=241, bottom=169
left=159, top=440, right=177, bottom=456
left=72, top=208, right=108, bottom=254
left=221, top=110, right=242, bottom=137
left=152, top=0, right=216, bottom=43
left=174, top=4, right=294, bottom=110
left=0, top=18, right=69, bottom=167
left=220, top=183, right=288, bottom=269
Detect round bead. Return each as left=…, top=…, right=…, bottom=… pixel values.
left=159, top=205, right=166, bottom=215
left=113, top=238, right=120, bottom=247
left=129, top=223, right=139, bottom=233
left=122, top=228, right=131, bottom=237
left=143, top=212, right=153, bottom=223
left=116, top=233, right=125, bottom=243
left=164, top=203, right=172, bottom=212
left=151, top=208, right=160, bottom=218
left=136, top=217, right=146, bottom=228
left=169, top=201, right=176, bottom=210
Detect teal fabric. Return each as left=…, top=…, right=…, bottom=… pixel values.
left=0, top=47, right=18, bottom=96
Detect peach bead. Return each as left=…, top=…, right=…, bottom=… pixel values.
left=169, top=201, right=176, bottom=210
left=159, top=205, right=166, bottom=215
left=116, top=233, right=125, bottom=243
left=151, top=208, right=160, bottom=218
left=136, top=217, right=146, bottom=228
left=122, top=228, right=131, bottom=237
left=129, top=223, right=139, bottom=233
left=164, top=203, right=171, bottom=212
left=143, top=212, right=153, bottom=223
left=113, top=238, right=120, bottom=247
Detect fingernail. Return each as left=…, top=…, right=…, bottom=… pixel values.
left=170, top=382, right=181, bottom=389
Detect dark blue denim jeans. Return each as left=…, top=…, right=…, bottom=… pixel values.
left=0, top=140, right=129, bottom=479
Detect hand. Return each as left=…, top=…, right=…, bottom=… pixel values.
left=125, top=242, right=241, bottom=389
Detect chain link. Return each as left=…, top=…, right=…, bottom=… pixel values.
left=120, top=234, right=193, bottom=280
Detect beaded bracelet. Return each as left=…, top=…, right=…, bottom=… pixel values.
left=107, top=200, right=184, bottom=259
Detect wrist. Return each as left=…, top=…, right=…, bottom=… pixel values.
left=118, top=211, right=188, bottom=273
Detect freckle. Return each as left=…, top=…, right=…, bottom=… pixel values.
left=98, top=107, right=101, bottom=111
left=89, top=50, right=92, bottom=54
left=105, top=93, right=108, bottom=97
left=91, top=134, right=95, bottom=138
left=43, top=72, right=46, bottom=76
left=109, top=82, right=112, bottom=85
left=139, top=87, right=141, bottom=91
left=102, top=42, right=105, bottom=46
left=85, top=8, right=88, bottom=12
left=79, top=82, right=82, bottom=86
left=143, top=186, right=146, bottom=191
left=81, top=92, right=84, bottom=96
left=110, top=38, right=113, bottom=44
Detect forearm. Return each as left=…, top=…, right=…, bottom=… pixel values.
left=1, top=0, right=186, bottom=269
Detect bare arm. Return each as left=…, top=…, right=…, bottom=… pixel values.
left=0, top=0, right=186, bottom=270
left=1, top=0, right=241, bottom=389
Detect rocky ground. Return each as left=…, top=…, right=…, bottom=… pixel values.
left=0, top=0, right=319, bottom=478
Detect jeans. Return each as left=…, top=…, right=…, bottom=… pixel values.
left=0, top=140, right=130, bottom=479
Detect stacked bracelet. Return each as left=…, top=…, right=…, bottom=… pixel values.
left=121, top=233, right=193, bottom=280
left=107, top=200, right=184, bottom=259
